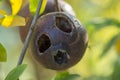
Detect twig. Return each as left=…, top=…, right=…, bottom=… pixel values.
left=54, top=0, right=61, bottom=12
left=17, top=0, right=43, bottom=65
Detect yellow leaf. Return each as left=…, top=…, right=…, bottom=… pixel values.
left=115, top=37, right=120, bottom=54
left=40, top=0, right=48, bottom=14
left=0, top=18, right=3, bottom=23
left=10, top=15, right=26, bottom=27
left=10, top=0, right=22, bottom=15
left=1, top=15, right=25, bottom=27
left=1, top=15, right=13, bottom=27
left=0, top=10, right=7, bottom=16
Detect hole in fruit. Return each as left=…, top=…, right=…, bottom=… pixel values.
left=55, top=16, right=72, bottom=33
left=37, top=34, right=51, bottom=53
left=54, top=50, right=68, bottom=65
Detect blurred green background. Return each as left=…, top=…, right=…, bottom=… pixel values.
left=0, top=0, right=120, bottom=80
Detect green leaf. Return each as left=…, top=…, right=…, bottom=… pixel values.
left=30, top=0, right=47, bottom=15
left=0, top=43, right=7, bottom=62
left=86, top=18, right=120, bottom=30
left=100, top=33, right=120, bottom=58
left=110, top=57, right=120, bottom=80
left=5, top=64, right=27, bottom=80
left=52, top=71, right=80, bottom=80
left=30, top=0, right=38, bottom=14
left=64, top=74, right=80, bottom=80
left=53, top=71, right=69, bottom=80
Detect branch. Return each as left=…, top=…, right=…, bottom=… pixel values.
left=54, top=0, right=61, bottom=12
left=17, top=0, right=43, bottom=65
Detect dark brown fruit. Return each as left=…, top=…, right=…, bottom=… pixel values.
left=30, top=12, right=88, bottom=70
left=19, top=0, right=75, bottom=43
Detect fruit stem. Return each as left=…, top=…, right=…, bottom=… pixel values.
left=54, top=0, right=61, bottom=12
left=17, top=0, right=43, bottom=69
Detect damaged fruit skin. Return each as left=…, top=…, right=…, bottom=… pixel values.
left=30, top=12, right=88, bottom=70
left=19, top=0, right=75, bottom=43
left=18, top=0, right=88, bottom=70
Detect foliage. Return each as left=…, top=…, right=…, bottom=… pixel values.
left=0, top=43, right=6, bottom=62
left=110, top=57, right=120, bottom=80
left=0, top=0, right=25, bottom=27
left=0, top=0, right=120, bottom=80
left=52, top=71, right=80, bottom=80
left=0, top=0, right=50, bottom=80
left=30, top=0, right=48, bottom=15
left=100, top=33, right=120, bottom=58
left=86, top=18, right=120, bottom=30
left=5, top=64, right=27, bottom=80
left=10, top=0, right=22, bottom=15
left=115, top=37, right=120, bottom=54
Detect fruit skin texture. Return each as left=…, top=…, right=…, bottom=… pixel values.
left=19, top=0, right=75, bottom=43
left=30, top=12, right=88, bottom=70
left=18, top=0, right=88, bottom=70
